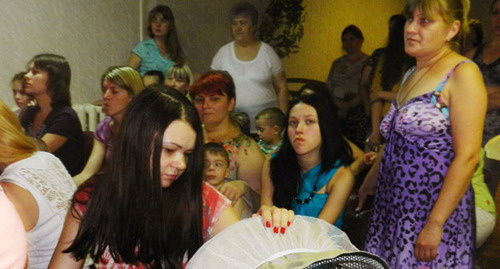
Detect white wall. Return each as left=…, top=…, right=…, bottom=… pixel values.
left=0, top=0, right=139, bottom=108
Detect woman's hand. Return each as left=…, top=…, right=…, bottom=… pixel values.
left=366, top=132, right=382, bottom=152
left=355, top=183, right=375, bottom=211
left=362, top=152, right=377, bottom=165
left=414, top=222, right=443, bottom=262
left=219, top=180, right=248, bottom=202
left=254, top=205, right=295, bottom=234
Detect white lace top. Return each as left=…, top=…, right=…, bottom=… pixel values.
left=1, top=151, right=76, bottom=269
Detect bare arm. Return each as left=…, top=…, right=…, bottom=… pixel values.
left=260, top=157, right=274, bottom=207
left=356, top=149, right=383, bottom=211
left=346, top=138, right=367, bottom=176
left=1, top=182, right=38, bottom=231
left=127, top=53, right=142, bottom=70
left=48, top=210, right=84, bottom=268
left=210, top=205, right=240, bottom=237
left=414, top=61, right=487, bottom=262
left=317, top=167, right=354, bottom=224
left=41, top=133, right=68, bottom=153
left=73, top=139, right=105, bottom=186
left=237, top=139, right=265, bottom=193
left=359, top=65, right=373, bottom=114
left=273, top=71, right=289, bottom=114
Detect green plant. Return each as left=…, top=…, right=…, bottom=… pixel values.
left=259, top=0, right=305, bottom=58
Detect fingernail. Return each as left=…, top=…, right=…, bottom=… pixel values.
left=273, top=227, right=278, bottom=234
left=280, top=227, right=285, bottom=234
left=265, top=221, right=271, bottom=228
left=287, top=221, right=290, bottom=227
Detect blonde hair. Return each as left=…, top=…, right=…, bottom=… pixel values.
left=102, top=66, right=144, bottom=95
left=404, top=0, right=470, bottom=50
left=0, top=99, right=36, bottom=163
left=166, top=64, right=194, bottom=86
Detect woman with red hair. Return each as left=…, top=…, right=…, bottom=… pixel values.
left=190, top=70, right=264, bottom=215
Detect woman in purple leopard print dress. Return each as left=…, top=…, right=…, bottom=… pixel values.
left=363, top=0, right=487, bottom=268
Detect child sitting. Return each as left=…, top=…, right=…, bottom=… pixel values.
left=11, top=72, right=33, bottom=119
left=142, top=70, right=165, bottom=87
left=255, top=107, right=286, bottom=155
left=203, top=143, right=251, bottom=218
left=165, top=64, right=193, bottom=95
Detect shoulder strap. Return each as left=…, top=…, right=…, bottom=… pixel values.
left=431, top=60, right=472, bottom=119
left=434, top=60, right=471, bottom=93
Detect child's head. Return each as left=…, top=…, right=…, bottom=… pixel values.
left=142, top=70, right=165, bottom=87
left=165, top=64, right=193, bottom=94
left=11, top=72, right=32, bottom=110
left=203, top=143, right=230, bottom=188
left=255, top=107, right=286, bottom=144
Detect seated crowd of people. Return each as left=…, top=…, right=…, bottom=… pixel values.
left=0, top=0, right=498, bottom=268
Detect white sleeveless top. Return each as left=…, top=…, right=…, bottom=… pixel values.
left=0, top=185, right=27, bottom=268
left=1, top=151, right=76, bottom=269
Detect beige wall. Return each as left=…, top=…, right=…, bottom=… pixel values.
left=282, top=0, right=405, bottom=81
left=282, top=0, right=493, bottom=82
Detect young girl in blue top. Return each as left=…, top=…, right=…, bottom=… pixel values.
left=261, top=94, right=354, bottom=228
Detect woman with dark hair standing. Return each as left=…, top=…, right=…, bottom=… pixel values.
left=327, top=25, right=370, bottom=148
left=190, top=70, right=264, bottom=212
left=21, top=54, right=84, bottom=176
left=128, top=5, right=184, bottom=76
left=465, top=0, right=500, bottom=146
left=364, top=0, right=485, bottom=267
left=49, top=87, right=293, bottom=268
left=261, top=94, right=354, bottom=228
left=365, top=15, right=414, bottom=151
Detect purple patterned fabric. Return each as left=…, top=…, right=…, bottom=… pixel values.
left=365, top=64, right=475, bottom=268
left=94, top=116, right=113, bottom=165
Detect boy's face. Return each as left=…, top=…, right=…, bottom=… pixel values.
left=203, top=152, right=229, bottom=187
left=255, top=118, right=277, bottom=144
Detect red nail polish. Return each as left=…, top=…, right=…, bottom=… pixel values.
left=287, top=221, right=290, bottom=227
left=273, top=227, right=278, bottom=234
left=280, top=227, right=285, bottom=234
left=265, top=221, right=271, bottom=228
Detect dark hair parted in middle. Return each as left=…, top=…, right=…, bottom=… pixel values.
left=381, top=15, right=415, bottom=92
left=189, top=70, right=236, bottom=101
left=66, top=86, right=204, bottom=268
left=147, top=5, right=184, bottom=65
left=270, top=94, right=353, bottom=209
left=29, top=54, right=71, bottom=108
left=341, top=24, right=364, bottom=40
left=229, top=1, right=259, bottom=26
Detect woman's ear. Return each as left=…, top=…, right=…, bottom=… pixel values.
left=272, top=125, right=281, bottom=135
left=228, top=98, right=236, bottom=112
left=446, top=20, right=461, bottom=41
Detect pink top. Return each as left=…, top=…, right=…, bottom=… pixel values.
left=0, top=185, right=27, bottom=268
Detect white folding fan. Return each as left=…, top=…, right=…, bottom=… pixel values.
left=186, top=216, right=388, bottom=269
